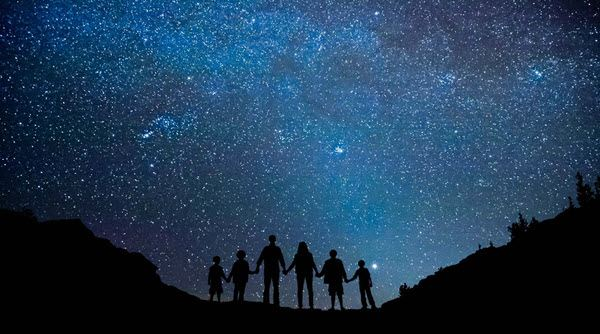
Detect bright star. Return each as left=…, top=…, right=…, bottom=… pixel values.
left=141, top=131, right=153, bottom=139
left=334, top=146, right=344, bottom=154
left=371, top=263, right=378, bottom=270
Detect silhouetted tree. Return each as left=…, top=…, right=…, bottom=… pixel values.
left=528, top=217, right=540, bottom=233
left=568, top=196, right=575, bottom=210
left=399, top=283, right=411, bottom=297
left=576, top=172, right=593, bottom=207
left=508, top=213, right=529, bottom=240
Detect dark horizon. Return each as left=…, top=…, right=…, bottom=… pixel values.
left=1, top=0, right=599, bottom=308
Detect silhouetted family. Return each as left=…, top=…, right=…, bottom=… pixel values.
left=208, top=235, right=377, bottom=310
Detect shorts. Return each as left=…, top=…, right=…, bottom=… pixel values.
left=328, top=282, right=344, bottom=296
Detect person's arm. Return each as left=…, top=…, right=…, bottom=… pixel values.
left=316, top=262, right=325, bottom=278
left=285, top=257, right=296, bottom=274
left=227, top=265, right=234, bottom=283
left=341, top=262, right=348, bottom=281
left=220, top=268, right=227, bottom=280
left=346, top=270, right=358, bottom=283
left=208, top=269, right=212, bottom=285
left=278, top=248, right=286, bottom=271
left=256, top=248, right=264, bottom=272
left=311, top=255, right=319, bottom=275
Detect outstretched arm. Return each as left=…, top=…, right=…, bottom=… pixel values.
left=346, top=271, right=358, bottom=283
left=286, top=258, right=296, bottom=274
left=311, top=255, right=319, bottom=275
left=278, top=249, right=286, bottom=271
left=227, top=266, right=234, bottom=283
left=256, top=249, right=264, bottom=272
left=316, top=263, right=325, bottom=278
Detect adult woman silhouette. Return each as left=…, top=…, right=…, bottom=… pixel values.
left=284, top=241, right=319, bottom=309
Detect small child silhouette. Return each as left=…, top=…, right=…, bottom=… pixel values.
left=208, top=256, right=226, bottom=302
left=317, top=249, right=347, bottom=310
left=346, top=260, right=377, bottom=309
left=226, top=250, right=257, bottom=302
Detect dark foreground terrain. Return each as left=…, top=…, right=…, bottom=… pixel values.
left=1, top=203, right=597, bottom=329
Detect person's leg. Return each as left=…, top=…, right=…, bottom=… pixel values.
left=330, top=294, right=335, bottom=310
left=297, top=275, right=305, bottom=309
left=306, top=274, right=314, bottom=309
left=273, top=271, right=280, bottom=307
left=338, top=291, right=344, bottom=310
left=263, top=272, right=271, bottom=304
left=366, top=287, right=376, bottom=308
left=209, top=292, right=214, bottom=302
left=217, top=291, right=221, bottom=303
left=239, top=283, right=246, bottom=302
left=233, top=285, right=239, bottom=302
left=360, top=286, right=368, bottom=309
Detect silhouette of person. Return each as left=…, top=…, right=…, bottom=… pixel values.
left=284, top=241, right=319, bottom=309
left=227, top=250, right=257, bottom=302
left=316, top=249, right=347, bottom=310
left=346, top=260, right=377, bottom=309
left=208, top=256, right=226, bottom=302
left=255, top=235, right=286, bottom=306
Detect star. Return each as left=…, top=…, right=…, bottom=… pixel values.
left=2, top=0, right=598, bottom=309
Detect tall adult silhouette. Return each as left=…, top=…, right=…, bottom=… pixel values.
left=255, top=235, right=286, bottom=306
left=284, top=241, right=319, bottom=309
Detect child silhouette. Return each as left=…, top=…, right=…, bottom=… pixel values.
left=346, top=260, right=377, bottom=309
left=316, top=249, right=347, bottom=310
left=208, top=256, right=226, bottom=302
left=227, top=250, right=257, bottom=302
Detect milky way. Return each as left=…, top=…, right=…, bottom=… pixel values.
left=1, top=0, right=599, bottom=308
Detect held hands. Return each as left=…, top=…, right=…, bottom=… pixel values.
left=282, top=269, right=288, bottom=276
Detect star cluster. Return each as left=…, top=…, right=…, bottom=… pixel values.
left=1, top=0, right=599, bottom=308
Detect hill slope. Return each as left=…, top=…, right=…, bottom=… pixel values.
left=1, top=204, right=597, bottom=328
left=382, top=204, right=598, bottom=316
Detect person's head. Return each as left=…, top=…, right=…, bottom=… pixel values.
left=268, top=234, right=276, bottom=244
left=329, top=249, right=337, bottom=258
left=358, top=260, right=365, bottom=268
left=297, top=241, right=308, bottom=254
left=236, top=250, right=246, bottom=260
left=212, top=256, right=221, bottom=264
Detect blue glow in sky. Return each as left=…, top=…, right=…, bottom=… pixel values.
left=1, top=0, right=599, bottom=308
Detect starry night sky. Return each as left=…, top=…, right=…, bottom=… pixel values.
left=1, top=0, right=599, bottom=308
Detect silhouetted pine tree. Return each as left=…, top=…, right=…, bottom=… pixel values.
left=508, top=213, right=529, bottom=240
left=528, top=217, right=540, bottom=233
left=576, top=172, right=594, bottom=207
left=399, top=283, right=411, bottom=297
left=568, top=196, right=575, bottom=210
